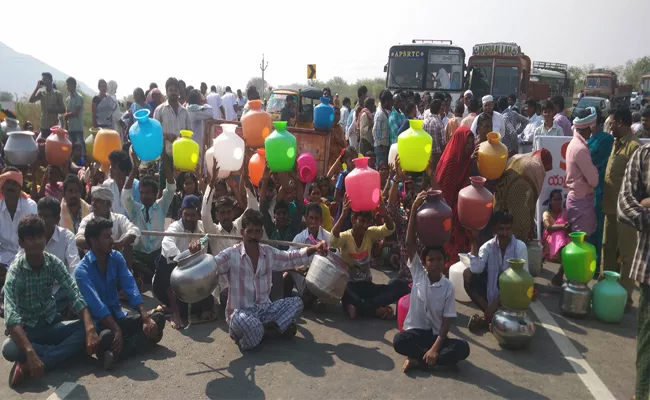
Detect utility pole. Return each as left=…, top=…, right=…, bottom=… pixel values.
left=260, top=54, right=268, bottom=102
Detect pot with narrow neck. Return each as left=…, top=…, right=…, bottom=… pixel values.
left=45, top=127, right=73, bottom=166
left=477, top=131, right=508, bottom=180
left=169, top=245, right=219, bottom=304
left=173, top=130, right=200, bottom=172
left=345, top=157, right=380, bottom=211
left=397, top=119, right=432, bottom=172
left=241, top=100, right=272, bottom=148
left=416, top=190, right=452, bottom=247
left=562, top=232, right=597, bottom=283
left=212, top=123, right=245, bottom=177
left=313, top=97, right=334, bottom=130
left=499, top=258, right=534, bottom=310
left=129, top=109, right=163, bottom=162
left=265, top=121, right=297, bottom=172
left=592, top=271, right=627, bottom=323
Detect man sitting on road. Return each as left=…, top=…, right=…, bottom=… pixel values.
left=2, top=216, right=101, bottom=388
left=74, top=217, right=165, bottom=368
left=15, top=198, right=79, bottom=316
left=464, top=211, right=528, bottom=332
left=60, top=174, right=91, bottom=235
left=201, top=209, right=327, bottom=351
left=76, top=186, right=141, bottom=272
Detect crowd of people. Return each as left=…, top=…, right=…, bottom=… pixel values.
left=2, top=72, right=650, bottom=399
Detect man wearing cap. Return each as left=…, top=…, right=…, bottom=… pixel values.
left=470, top=95, right=505, bottom=139
left=463, top=90, right=473, bottom=117
left=156, top=195, right=214, bottom=330
left=75, top=186, right=141, bottom=271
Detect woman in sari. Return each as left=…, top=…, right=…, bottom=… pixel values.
left=92, top=79, right=118, bottom=129
left=543, top=190, right=571, bottom=286
left=434, top=126, right=476, bottom=267
left=587, top=120, right=613, bottom=268
left=494, top=149, right=553, bottom=243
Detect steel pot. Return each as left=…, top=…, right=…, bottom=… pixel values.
left=306, top=252, right=349, bottom=303
left=4, top=131, right=38, bottom=166
left=560, top=281, right=591, bottom=318
left=170, top=245, right=219, bottom=303
left=491, top=307, right=536, bottom=349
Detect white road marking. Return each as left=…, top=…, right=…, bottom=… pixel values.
left=530, top=301, right=616, bottom=400
left=45, top=382, right=78, bottom=400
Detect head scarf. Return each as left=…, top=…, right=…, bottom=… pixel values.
left=482, top=95, right=494, bottom=104
left=146, top=88, right=162, bottom=104
left=107, top=81, right=118, bottom=97
left=181, top=194, right=201, bottom=211
left=573, top=106, right=597, bottom=130
left=91, top=186, right=113, bottom=203
left=435, top=126, right=474, bottom=206
left=0, top=170, right=27, bottom=199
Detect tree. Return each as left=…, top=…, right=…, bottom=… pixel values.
left=245, top=77, right=269, bottom=98
left=622, top=56, right=650, bottom=88
left=0, top=92, right=13, bottom=102
left=568, top=64, right=594, bottom=93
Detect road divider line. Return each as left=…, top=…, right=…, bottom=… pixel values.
left=530, top=301, right=615, bottom=400
left=45, top=382, right=78, bottom=400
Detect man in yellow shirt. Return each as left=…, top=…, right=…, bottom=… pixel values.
left=330, top=196, right=410, bottom=319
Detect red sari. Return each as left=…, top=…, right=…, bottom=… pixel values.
left=434, top=126, right=474, bottom=267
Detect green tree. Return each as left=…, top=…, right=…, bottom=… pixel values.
left=0, top=92, right=13, bottom=102
left=622, top=56, right=650, bottom=88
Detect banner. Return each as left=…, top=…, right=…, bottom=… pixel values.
left=534, top=135, right=650, bottom=240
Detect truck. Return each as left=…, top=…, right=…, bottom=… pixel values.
left=641, top=71, right=650, bottom=107
left=584, top=69, right=633, bottom=109
left=466, top=42, right=549, bottom=105
left=530, top=61, right=574, bottom=108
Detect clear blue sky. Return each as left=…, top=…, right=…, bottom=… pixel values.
left=2, top=0, right=648, bottom=97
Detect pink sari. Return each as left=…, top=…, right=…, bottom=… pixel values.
left=542, top=210, right=569, bottom=259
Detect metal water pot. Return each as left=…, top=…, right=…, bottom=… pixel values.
left=491, top=307, right=536, bottom=349
left=560, top=281, right=591, bottom=318
left=170, top=245, right=219, bottom=304
left=4, top=131, right=38, bottom=166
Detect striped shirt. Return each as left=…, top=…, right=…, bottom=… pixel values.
left=373, top=106, right=390, bottom=147
left=617, top=142, right=650, bottom=284
left=212, top=244, right=311, bottom=322
left=423, top=114, right=445, bottom=155
left=153, top=101, right=192, bottom=155
left=388, top=109, right=405, bottom=146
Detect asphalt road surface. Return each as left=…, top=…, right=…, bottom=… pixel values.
left=0, top=262, right=638, bottom=400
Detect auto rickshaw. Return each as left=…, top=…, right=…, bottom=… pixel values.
left=266, top=86, right=324, bottom=129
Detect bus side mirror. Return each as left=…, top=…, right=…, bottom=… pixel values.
left=383, top=65, right=387, bottom=73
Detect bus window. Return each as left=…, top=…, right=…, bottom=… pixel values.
left=520, top=69, right=527, bottom=97
left=469, top=65, right=492, bottom=100
left=426, top=50, right=463, bottom=90
left=586, top=77, right=597, bottom=88
left=599, top=77, right=611, bottom=89
left=388, top=56, right=425, bottom=89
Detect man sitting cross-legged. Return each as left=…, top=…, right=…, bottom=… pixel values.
left=74, top=217, right=165, bottom=368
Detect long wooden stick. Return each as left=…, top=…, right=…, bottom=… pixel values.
left=140, top=230, right=312, bottom=248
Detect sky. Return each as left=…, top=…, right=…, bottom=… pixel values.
left=2, top=0, right=648, bottom=98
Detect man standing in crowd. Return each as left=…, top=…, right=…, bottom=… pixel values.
left=200, top=82, right=208, bottom=97
left=470, top=95, right=505, bottom=138
left=346, top=86, right=369, bottom=148
left=206, top=85, right=226, bottom=120
left=358, top=97, right=376, bottom=155
left=501, top=96, right=529, bottom=156
left=602, top=107, right=640, bottom=311
left=221, top=86, right=238, bottom=121
left=461, top=99, right=480, bottom=128
left=340, top=97, right=351, bottom=132
left=28, top=72, right=65, bottom=138
left=2, top=216, right=100, bottom=387
left=519, top=99, right=542, bottom=153
left=617, top=126, right=650, bottom=400
left=388, top=93, right=405, bottom=147
left=463, top=90, right=473, bottom=117
left=507, top=94, right=519, bottom=113
left=423, top=99, right=445, bottom=170
left=64, top=77, right=85, bottom=155
left=551, top=95, right=572, bottom=137
left=236, top=89, right=247, bottom=120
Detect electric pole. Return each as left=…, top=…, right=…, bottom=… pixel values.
left=260, top=54, right=268, bottom=102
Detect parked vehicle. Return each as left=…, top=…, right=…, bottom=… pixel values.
left=571, top=96, right=609, bottom=121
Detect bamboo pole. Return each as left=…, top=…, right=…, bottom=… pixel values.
left=140, top=230, right=313, bottom=249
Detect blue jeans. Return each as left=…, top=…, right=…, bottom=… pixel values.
left=2, top=315, right=86, bottom=370
left=374, top=145, right=389, bottom=167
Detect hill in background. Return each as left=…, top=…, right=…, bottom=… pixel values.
left=0, top=41, right=95, bottom=98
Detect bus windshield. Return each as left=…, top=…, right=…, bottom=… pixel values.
left=387, top=46, right=465, bottom=92
left=425, top=49, right=463, bottom=90
left=586, top=77, right=598, bottom=88
left=387, top=56, right=424, bottom=89
left=469, top=65, right=492, bottom=100
left=492, top=66, right=519, bottom=98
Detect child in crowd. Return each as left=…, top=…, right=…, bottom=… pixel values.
left=393, top=191, right=470, bottom=373
left=464, top=210, right=528, bottom=331
left=38, top=165, right=65, bottom=201
left=286, top=202, right=331, bottom=305
left=168, top=172, right=202, bottom=220
left=306, top=182, right=333, bottom=231
left=330, top=195, right=410, bottom=319
left=365, top=151, right=376, bottom=169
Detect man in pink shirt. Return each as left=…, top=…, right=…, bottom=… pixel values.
left=565, top=107, right=600, bottom=235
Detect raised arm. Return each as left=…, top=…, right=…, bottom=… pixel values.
left=406, top=191, right=427, bottom=261
left=331, top=194, right=351, bottom=239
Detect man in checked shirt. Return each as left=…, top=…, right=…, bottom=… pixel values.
left=617, top=140, right=650, bottom=400
left=191, top=209, right=327, bottom=351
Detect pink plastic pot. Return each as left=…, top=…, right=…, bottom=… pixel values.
left=297, top=152, right=317, bottom=183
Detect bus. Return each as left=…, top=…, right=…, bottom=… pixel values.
left=385, top=40, right=466, bottom=102
left=641, top=71, right=650, bottom=106
left=467, top=42, right=547, bottom=103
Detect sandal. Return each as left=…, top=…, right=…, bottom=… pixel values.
left=189, top=305, right=219, bottom=325
left=468, top=314, right=485, bottom=332
left=376, top=306, right=394, bottom=320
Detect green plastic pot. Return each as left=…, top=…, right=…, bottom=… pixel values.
left=499, top=258, right=534, bottom=310
left=562, top=232, right=597, bottom=284
left=593, top=271, right=627, bottom=323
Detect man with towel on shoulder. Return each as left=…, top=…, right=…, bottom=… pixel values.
left=470, top=95, right=505, bottom=139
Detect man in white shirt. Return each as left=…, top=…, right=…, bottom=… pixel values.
left=104, top=150, right=137, bottom=217
left=17, top=197, right=80, bottom=313
left=235, top=89, right=247, bottom=120
left=76, top=186, right=141, bottom=271
left=0, top=168, right=38, bottom=270
left=462, top=90, right=473, bottom=117
left=156, top=195, right=213, bottom=329
left=470, top=95, right=505, bottom=138
left=206, top=85, right=226, bottom=120
left=464, top=210, right=528, bottom=332
left=287, top=203, right=331, bottom=305
left=340, top=97, right=351, bottom=132
left=221, top=86, right=238, bottom=121
left=519, top=99, right=542, bottom=153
